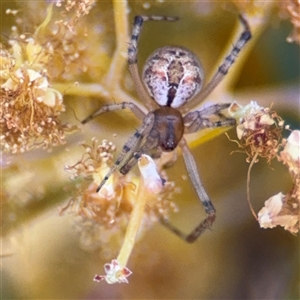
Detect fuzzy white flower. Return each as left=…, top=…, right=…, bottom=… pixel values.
left=280, top=130, right=300, bottom=175
left=138, top=154, right=163, bottom=194
left=228, top=101, right=275, bottom=139
left=258, top=192, right=284, bottom=228
left=258, top=192, right=299, bottom=233
left=93, top=259, right=132, bottom=284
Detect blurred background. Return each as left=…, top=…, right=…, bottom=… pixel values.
left=1, top=1, right=299, bottom=299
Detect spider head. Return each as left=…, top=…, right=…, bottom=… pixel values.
left=160, top=139, right=177, bottom=152
left=143, top=46, right=204, bottom=109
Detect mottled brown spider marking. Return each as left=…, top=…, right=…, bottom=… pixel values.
left=143, top=46, right=203, bottom=108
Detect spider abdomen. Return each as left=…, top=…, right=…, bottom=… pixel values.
left=143, top=46, right=204, bottom=108
left=153, top=106, right=184, bottom=151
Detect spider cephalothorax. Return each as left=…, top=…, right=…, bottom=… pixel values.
left=82, top=15, right=251, bottom=242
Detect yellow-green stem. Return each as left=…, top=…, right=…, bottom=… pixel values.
left=103, top=0, right=129, bottom=87
left=247, top=151, right=259, bottom=220
left=35, top=3, right=54, bottom=37
left=117, top=181, right=150, bottom=267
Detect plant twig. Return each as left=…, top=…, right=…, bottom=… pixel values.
left=247, top=151, right=259, bottom=220
left=117, top=180, right=151, bottom=267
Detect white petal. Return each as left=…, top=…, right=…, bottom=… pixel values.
left=284, top=130, right=300, bottom=162
left=138, top=154, right=163, bottom=194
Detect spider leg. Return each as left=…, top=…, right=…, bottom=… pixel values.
left=183, top=15, right=251, bottom=112
left=184, top=103, right=236, bottom=134
left=81, top=102, right=146, bottom=124
left=119, top=128, right=160, bottom=175
left=160, top=138, right=216, bottom=243
left=191, top=103, right=231, bottom=116
left=96, top=112, right=155, bottom=192
left=128, top=15, right=179, bottom=110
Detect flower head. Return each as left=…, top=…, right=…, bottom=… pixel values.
left=258, top=192, right=299, bottom=234
left=279, top=130, right=300, bottom=176
left=228, top=101, right=284, bottom=163
left=93, top=259, right=132, bottom=284
left=281, top=0, right=300, bottom=44
left=0, top=2, right=98, bottom=153
left=138, top=154, right=164, bottom=194
left=63, top=138, right=178, bottom=257
left=0, top=50, right=74, bottom=153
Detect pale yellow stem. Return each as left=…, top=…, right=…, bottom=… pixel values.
left=247, top=152, right=259, bottom=220
left=53, top=82, right=144, bottom=110
left=53, top=83, right=110, bottom=98
left=51, top=1, right=130, bottom=104
left=35, top=3, right=54, bottom=37
left=103, top=0, right=129, bottom=88
left=117, top=181, right=150, bottom=267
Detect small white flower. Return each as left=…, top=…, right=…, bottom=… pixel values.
left=138, top=154, right=163, bottom=194
left=228, top=100, right=262, bottom=120
left=281, top=130, right=300, bottom=172
left=260, top=114, right=275, bottom=125
left=228, top=101, right=275, bottom=140
left=27, top=69, right=42, bottom=82
left=258, top=192, right=284, bottom=228
left=258, top=192, right=299, bottom=233
left=93, top=259, right=132, bottom=284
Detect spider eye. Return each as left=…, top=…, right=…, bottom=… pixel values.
left=143, top=46, right=204, bottom=108
left=161, top=140, right=176, bottom=151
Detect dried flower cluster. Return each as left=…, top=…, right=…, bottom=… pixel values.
left=228, top=102, right=299, bottom=234
left=63, top=138, right=178, bottom=256
left=281, top=0, right=300, bottom=44
left=280, top=130, right=300, bottom=177
left=63, top=138, right=132, bottom=224
left=54, top=0, right=95, bottom=19
left=1, top=1, right=99, bottom=154
left=258, top=191, right=299, bottom=234
left=0, top=45, right=74, bottom=153
left=228, top=101, right=284, bottom=163
left=262, top=130, right=300, bottom=234
left=38, top=0, right=99, bottom=81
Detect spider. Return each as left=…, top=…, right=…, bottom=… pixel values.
left=82, top=15, right=251, bottom=243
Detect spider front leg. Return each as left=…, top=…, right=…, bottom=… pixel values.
left=183, top=103, right=236, bottom=133
left=119, top=127, right=160, bottom=175
left=95, top=112, right=155, bottom=192
left=81, top=102, right=146, bottom=124
left=128, top=15, right=179, bottom=110
left=160, top=138, right=216, bottom=243
left=184, top=15, right=251, bottom=112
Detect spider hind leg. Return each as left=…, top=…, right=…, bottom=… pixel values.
left=160, top=138, right=217, bottom=243
left=160, top=211, right=216, bottom=243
